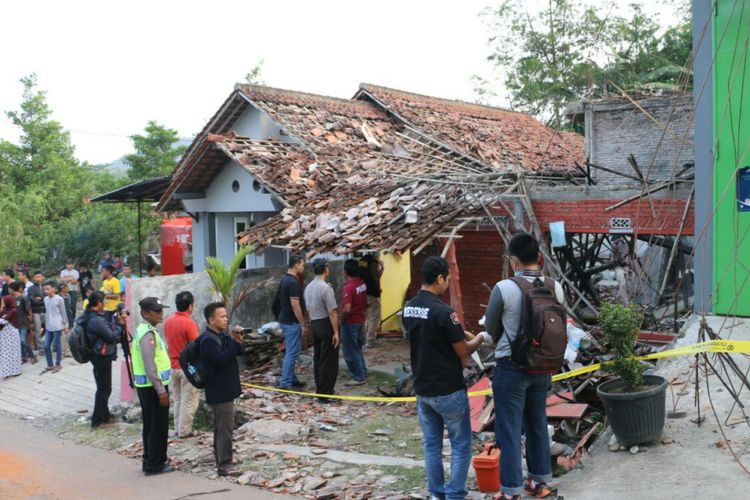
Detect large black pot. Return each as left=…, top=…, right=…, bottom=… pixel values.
left=597, top=374, right=667, bottom=448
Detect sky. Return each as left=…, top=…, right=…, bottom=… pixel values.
left=0, top=1, right=681, bottom=165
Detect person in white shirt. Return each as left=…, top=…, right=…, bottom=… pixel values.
left=42, top=280, right=69, bottom=372
left=59, top=259, right=80, bottom=317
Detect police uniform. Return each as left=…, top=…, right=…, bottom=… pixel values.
left=132, top=297, right=171, bottom=474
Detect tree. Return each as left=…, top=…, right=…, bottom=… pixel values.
left=479, top=1, right=693, bottom=127
left=0, top=75, right=163, bottom=272
left=602, top=4, right=692, bottom=92
left=244, top=59, right=265, bottom=85
left=0, top=74, right=92, bottom=267
left=481, top=0, right=606, bottom=127
left=124, top=121, right=186, bottom=181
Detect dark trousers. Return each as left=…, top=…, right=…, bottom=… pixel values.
left=137, top=386, right=170, bottom=473
left=91, top=357, right=112, bottom=427
left=310, top=318, right=339, bottom=399
left=210, top=401, right=235, bottom=473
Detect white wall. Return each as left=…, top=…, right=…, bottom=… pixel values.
left=233, top=106, right=284, bottom=141
left=204, top=160, right=277, bottom=213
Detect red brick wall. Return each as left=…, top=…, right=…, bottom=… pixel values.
left=454, top=230, right=506, bottom=331
left=532, top=198, right=694, bottom=235
left=405, top=231, right=505, bottom=332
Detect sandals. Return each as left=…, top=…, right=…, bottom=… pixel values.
left=525, top=480, right=558, bottom=498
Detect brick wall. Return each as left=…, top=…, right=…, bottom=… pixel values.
left=588, top=94, right=693, bottom=185
left=406, top=230, right=506, bottom=332
left=454, top=230, right=506, bottom=330
left=533, top=198, right=695, bottom=235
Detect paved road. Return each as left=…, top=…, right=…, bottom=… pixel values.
left=0, top=416, right=293, bottom=500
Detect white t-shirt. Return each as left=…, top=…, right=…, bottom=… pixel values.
left=60, top=269, right=80, bottom=291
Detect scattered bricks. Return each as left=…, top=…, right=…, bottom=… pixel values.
left=303, top=477, right=328, bottom=491
left=236, top=472, right=254, bottom=485
left=313, top=486, right=343, bottom=500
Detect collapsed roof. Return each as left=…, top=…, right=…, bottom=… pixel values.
left=158, top=83, right=585, bottom=256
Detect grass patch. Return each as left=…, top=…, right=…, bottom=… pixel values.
left=378, top=465, right=426, bottom=491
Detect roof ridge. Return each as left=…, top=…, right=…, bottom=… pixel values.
left=358, top=82, right=527, bottom=117
left=236, top=83, right=372, bottom=106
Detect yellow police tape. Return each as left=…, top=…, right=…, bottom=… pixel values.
left=241, top=339, right=750, bottom=403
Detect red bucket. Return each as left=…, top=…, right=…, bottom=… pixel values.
left=472, top=443, right=500, bottom=493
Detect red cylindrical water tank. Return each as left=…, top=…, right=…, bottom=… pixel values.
left=160, top=217, right=192, bottom=275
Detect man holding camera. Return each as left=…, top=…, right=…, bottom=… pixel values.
left=199, top=302, right=244, bottom=476
left=132, top=297, right=172, bottom=475
left=83, top=291, right=125, bottom=427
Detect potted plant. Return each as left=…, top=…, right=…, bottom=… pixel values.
left=596, top=303, right=667, bottom=448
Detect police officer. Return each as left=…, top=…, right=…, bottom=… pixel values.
left=132, top=297, right=173, bottom=475
left=403, top=256, right=490, bottom=500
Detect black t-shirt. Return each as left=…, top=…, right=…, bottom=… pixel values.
left=79, top=270, right=93, bottom=290
left=403, top=290, right=466, bottom=397
left=359, top=257, right=381, bottom=297
left=28, top=284, right=45, bottom=313
left=277, top=273, right=305, bottom=325
left=16, top=296, right=31, bottom=329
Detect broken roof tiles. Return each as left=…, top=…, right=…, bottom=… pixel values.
left=159, top=82, right=585, bottom=255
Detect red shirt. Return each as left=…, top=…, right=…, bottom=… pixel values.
left=164, top=311, right=199, bottom=369
left=341, top=277, right=367, bottom=325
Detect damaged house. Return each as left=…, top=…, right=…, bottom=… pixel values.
left=157, top=84, right=694, bottom=328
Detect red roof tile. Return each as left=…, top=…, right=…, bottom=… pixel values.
left=357, top=84, right=584, bottom=173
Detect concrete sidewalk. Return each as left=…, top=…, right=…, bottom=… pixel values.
left=556, top=314, right=750, bottom=499
left=0, top=350, right=125, bottom=417
left=0, top=414, right=292, bottom=500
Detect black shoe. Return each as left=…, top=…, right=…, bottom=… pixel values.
left=144, top=465, right=175, bottom=476
left=218, top=467, right=242, bottom=477
left=291, top=380, right=307, bottom=388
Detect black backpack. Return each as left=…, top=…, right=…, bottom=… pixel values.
left=68, top=316, right=92, bottom=364
left=271, top=285, right=282, bottom=320
left=507, top=276, right=567, bottom=374
left=179, top=333, right=221, bottom=389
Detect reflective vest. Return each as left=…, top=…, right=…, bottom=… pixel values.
left=132, top=323, right=171, bottom=388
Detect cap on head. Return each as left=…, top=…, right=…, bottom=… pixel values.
left=139, top=297, right=169, bottom=312
left=312, top=258, right=328, bottom=275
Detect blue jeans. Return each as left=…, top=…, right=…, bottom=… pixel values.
left=279, top=323, right=302, bottom=387
left=492, top=359, right=552, bottom=496
left=417, top=389, right=472, bottom=500
left=44, top=330, right=63, bottom=367
left=19, top=327, right=34, bottom=360
left=341, top=323, right=367, bottom=381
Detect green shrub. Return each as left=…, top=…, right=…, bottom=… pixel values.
left=599, top=302, right=645, bottom=391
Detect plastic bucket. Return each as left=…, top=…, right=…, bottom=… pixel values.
left=472, top=444, right=500, bottom=493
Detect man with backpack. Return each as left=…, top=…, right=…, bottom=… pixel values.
left=164, top=291, right=200, bottom=438
left=82, top=291, right=124, bottom=427
left=198, top=302, right=244, bottom=477
left=484, top=233, right=565, bottom=500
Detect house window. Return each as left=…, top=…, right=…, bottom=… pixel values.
left=232, top=180, right=240, bottom=193
left=253, top=179, right=262, bottom=192
left=234, top=216, right=249, bottom=269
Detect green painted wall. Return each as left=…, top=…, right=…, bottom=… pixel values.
left=712, top=0, right=750, bottom=315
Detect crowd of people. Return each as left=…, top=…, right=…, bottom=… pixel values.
left=0, top=251, right=150, bottom=380
left=2, top=236, right=560, bottom=499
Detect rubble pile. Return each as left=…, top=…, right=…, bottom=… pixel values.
left=241, top=323, right=284, bottom=370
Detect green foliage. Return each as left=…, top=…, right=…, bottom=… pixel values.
left=0, top=74, right=163, bottom=274
left=599, top=302, right=645, bottom=391
left=244, top=59, right=265, bottom=85
left=479, top=1, right=693, bottom=126
left=205, top=245, right=254, bottom=316
left=124, top=121, right=186, bottom=181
